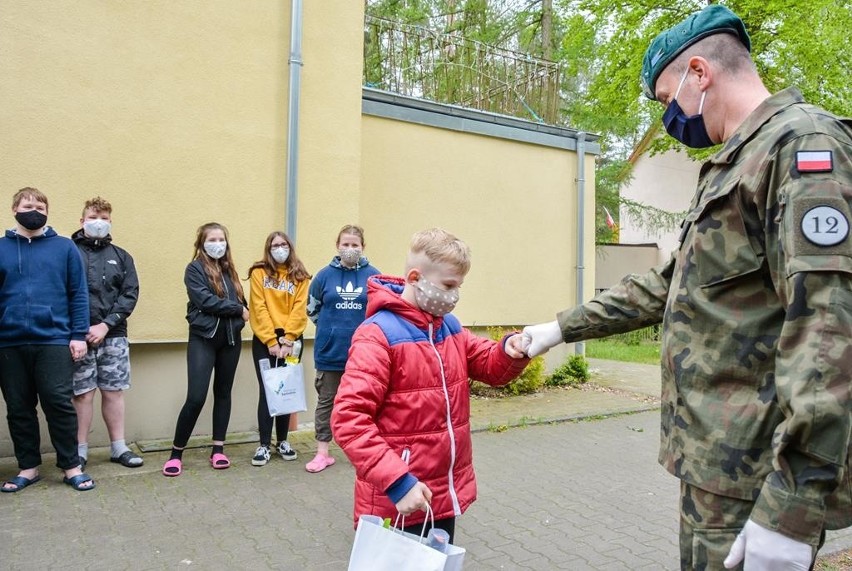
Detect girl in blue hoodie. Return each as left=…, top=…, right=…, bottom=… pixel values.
left=305, top=225, right=379, bottom=472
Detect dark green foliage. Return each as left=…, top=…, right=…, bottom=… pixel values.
left=545, top=354, right=589, bottom=387
left=469, top=326, right=545, bottom=397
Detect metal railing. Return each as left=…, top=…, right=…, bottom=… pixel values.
left=363, top=15, right=560, bottom=124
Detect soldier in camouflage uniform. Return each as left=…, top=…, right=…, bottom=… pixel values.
left=523, top=5, right=851, bottom=570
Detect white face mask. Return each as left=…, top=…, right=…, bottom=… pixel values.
left=204, top=241, right=227, bottom=259
left=83, top=219, right=111, bottom=239
left=339, top=248, right=362, bottom=266
left=271, top=246, right=290, bottom=264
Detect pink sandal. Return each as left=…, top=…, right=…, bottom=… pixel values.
left=210, top=453, right=230, bottom=470
left=162, top=458, right=182, bottom=477
left=305, top=453, right=335, bottom=473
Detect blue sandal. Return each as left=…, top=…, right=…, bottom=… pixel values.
left=1, top=474, right=41, bottom=493
left=62, top=473, right=96, bottom=491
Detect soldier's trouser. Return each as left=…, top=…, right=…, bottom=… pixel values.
left=679, top=481, right=751, bottom=571
left=679, top=481, right=823, bottom=571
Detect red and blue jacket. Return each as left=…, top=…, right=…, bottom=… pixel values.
left=332, top=275, right=529, bottom=527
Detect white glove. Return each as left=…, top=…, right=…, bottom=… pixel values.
left=521, top=321, right=563, bottom=357
left=723, top=520, right=813, bottom=570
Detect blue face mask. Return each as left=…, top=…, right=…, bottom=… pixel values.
left=662, top=69, right=715, bottom=148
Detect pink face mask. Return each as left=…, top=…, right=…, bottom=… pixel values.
left=413, top=276, right=459, bottom=317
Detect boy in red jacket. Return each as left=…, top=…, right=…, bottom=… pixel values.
left=331, top=228, right=529, bottom=542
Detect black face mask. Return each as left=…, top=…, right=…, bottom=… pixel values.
left=15, top=210, right=48, bottom=231
left=661, top=68, right=715, bottom=149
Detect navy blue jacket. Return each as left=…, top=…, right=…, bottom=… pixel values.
left=0, top=227, right=89, bottom=347
left=307, top=256, right=380, bottom=370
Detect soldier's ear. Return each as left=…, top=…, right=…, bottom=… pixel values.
left=688, top=56, right=713, bottom=91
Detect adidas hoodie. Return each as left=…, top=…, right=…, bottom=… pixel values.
left=307, top=255, right=380, bottom=371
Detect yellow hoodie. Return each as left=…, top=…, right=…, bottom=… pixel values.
left=248, top=266, right=310, bottom=347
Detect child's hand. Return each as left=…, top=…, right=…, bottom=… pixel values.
left=395, top=481, right=433, bottom=515
left=504, top=334, right=529, bottom=359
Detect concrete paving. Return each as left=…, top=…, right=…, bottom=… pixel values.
left=0, top=359, right=849, bottom=570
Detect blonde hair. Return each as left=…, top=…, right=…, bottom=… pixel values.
left=336, top=224, right=366, bottom=247
left=409, top=228, right=471, bottom=275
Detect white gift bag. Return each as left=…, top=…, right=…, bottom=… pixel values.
left=261, top=361, right=306, bottom=417
left=347, top=510, right=465, bottom=571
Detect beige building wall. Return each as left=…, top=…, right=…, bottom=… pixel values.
left=360, top=115, right=595, bottom=326
left=359, top=94, right=599, bottom=371
left=619, top=148, right=699, bottom=265
left=595, top=244, right=661, bottom=293
left=0, top=2, right=598, bottom=452
left=0, top=1, right=363, bottom=453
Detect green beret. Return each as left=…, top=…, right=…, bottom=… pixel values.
left=640, top=4, right=750, bottom=100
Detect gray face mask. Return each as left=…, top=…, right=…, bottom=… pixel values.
left=413, top=277, right=459, bottom=317
left=203, top=241, right=227, bottom=260
left=271, top=246, right=290, bottom=264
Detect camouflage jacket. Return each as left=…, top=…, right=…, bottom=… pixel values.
left=557, top=88, right=852, bottom=545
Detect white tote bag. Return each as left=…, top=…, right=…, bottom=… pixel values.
left=347, top=510, right=465, bottom=571
left=261, top=360, right=307, bottom=417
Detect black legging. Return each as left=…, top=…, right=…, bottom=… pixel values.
left=252, top=336, right=292, bottom=446
left=172, top=326, right=241, bottom=447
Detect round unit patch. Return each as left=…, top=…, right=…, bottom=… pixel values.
left=800, top=205, right=850, bottom=246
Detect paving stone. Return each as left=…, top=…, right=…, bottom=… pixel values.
left=1, top=359, right=849, bottom=569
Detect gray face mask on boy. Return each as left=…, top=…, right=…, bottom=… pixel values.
left=413, top=277, right=459, bottom=317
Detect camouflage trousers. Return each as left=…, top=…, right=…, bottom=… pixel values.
left=679, top=481, right=822, bottom=571
left=679, top=480, right=751, bottom=571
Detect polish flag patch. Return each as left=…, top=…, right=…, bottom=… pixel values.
left=796, top=150, right=833, bottom=173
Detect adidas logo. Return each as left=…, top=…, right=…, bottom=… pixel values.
left=336, top=281, right=363, bottom=301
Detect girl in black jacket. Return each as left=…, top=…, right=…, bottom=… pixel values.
left=163, top=222, right=248, bottom=477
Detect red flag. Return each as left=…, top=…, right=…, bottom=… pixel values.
left=604, top=207, right=615, bottom=229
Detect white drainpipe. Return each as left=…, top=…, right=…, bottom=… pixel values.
left=286, top=0, right=304, bottom=239
left=575, top=132, right=586, bottom=356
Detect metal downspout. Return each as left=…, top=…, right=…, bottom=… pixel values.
left=574, top=132, right=586, bottom=355
left=285, top=0, right=304, bottom=239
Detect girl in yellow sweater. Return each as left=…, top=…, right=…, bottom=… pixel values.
left=246, top=231, right=311, bottom=466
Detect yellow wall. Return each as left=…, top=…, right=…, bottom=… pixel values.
left=360, top=115, right=597, bottom=326
left=0, top=1, right=596, bottom=448
left=0, top=0, right=365, bottom=342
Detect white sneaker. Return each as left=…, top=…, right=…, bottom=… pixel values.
left=278, top=441, right=297, bottom=461
left=251, top=445, right=271, bottom=466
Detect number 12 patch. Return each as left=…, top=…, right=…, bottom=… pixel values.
left=801, top=205, right=850, bottom=246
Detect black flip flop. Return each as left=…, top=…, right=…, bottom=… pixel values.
left=1, top=474, right=41, bottom=493
left=110, top=450, right=143, bottom=468
left=62, top=473, right=96, bottom=491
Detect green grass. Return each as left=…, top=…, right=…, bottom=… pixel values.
left=584, top=338, right=661, bottom=365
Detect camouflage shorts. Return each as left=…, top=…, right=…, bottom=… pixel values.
left=72, top=337, right=131, bottom=396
